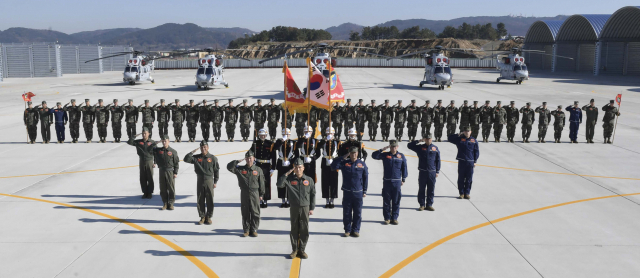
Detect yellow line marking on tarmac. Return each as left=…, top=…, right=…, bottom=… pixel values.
left=0, top=193, right=219, bottom=278
left=0, top=149, right=247, bottom=179
left=289, top=258, right=301, bottom=278
left=364, top=147, right=640, bottom=181
left=379, top=192, right=640, bottom=277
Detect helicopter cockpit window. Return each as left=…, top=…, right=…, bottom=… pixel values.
left=514, top=65, right=528, bottom=71
left=197, top=68, right=205, bottom=75
left=205, top=67, right=214, bottom=75
left=129, top=67, right=139, bottom=73
left=435, top=66, right=451, bottom=74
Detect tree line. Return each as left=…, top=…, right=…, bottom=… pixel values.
left=350, top=23, right=507, bottom=41
left=228, top=26, right=332, bottom=49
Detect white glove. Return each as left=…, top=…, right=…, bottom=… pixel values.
left=326, top=159, right=333, bottom=166
left=304, top=157, right=312, bottom=163
left=269, top=169, right=274, bottom=174
left=283, top=160, right=290, bottom=167
left=326, top=135, right=333, bottom=140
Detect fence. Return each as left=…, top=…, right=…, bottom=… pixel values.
left=154, top=58, right=497, bottom=69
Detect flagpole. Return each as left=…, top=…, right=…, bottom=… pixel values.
left=24, top=92, right=29, bottom=143
left=283, top=60, right=288, bottom=162
left=612, top=99, right=621, bottom=144
left=306, top=59, right=312, bottom=155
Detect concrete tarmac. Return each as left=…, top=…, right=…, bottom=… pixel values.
left=0, top=68, right=639, bottom=278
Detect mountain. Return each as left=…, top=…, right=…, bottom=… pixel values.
left=205, top=27, right=256, bottom=38
left=0, top=27, right=81, bottom=44
left=70, top=28, right=141, bottom=44
left=325, top=23, right=364, bottom=40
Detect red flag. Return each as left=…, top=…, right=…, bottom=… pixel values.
left=283, top=61, right=306, bottom=113
left=329, top=70, right=345, bottom=103
left=22, top=92, right=35, bottom=102
left=616, top=94, right=622, bottom=106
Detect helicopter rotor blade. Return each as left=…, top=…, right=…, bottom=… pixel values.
left=388, top=50, right=432, bottom=60
left=258, top=48, right=313, bottom=64
left=332, top=46, right=376, bottom=50
left=84, top=52, right=133, bottom=63
left=353, top=51, right=394, bottom=59
left=525, top=52, right=574, bottom=60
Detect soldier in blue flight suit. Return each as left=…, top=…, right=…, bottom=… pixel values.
left=371, top=140, right=408, bottom=225
left=407, top=133, right=440, bottom=211
left=49, top=102, right=68, bottom=143
left=331, top=146, right=369, bottom=237
left=565, top=101, right=583, bottom=143
left=448, top=126, right=479, bottom=199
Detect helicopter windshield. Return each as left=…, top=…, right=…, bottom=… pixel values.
left=514, top=65, right=528, bottom=71
left=434, top=66, right=451, bottom=74
left=125, top=66, right=139, bottom=73
left=197, top=68, right=205, bottom=75
left=205, top=67, right=214, bottom=75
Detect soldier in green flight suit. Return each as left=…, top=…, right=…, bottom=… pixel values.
left=582, top=99, right=599, bottom=143
left=128, top=127, right=157, bottom=199
left=602, top=100, right=620, bottom=144
left=184, top=141, right=220, bottom=225
left=277, top=158, right=316, bottom=260
left=35, top=101, right=53, bottom=144
left=23, top=101, right=39, bottom=144
left=138, top=100, right=155, bottom=139
left=227, top=150, right=266, bottom=237
left=154, top=138, right=180, bottom=210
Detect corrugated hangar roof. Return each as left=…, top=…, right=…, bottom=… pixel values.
left=600, top=6, right=640, bottom=41
left=524, top=20, right=565, bottom=44
left=556, top=14, right=611, bottom=42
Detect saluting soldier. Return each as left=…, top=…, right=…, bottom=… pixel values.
left=458, top=100, right=471, bottom=132
left=479, top=100, right=493, bottom=142
left=380, top=101, right=395, bottom=142
left=154, top=99, right=171, bottom=140
left=223, top=99, right=241, bottom=142
left=504, top=101, right=519, bottom=143
left=317, top=127, right=340, bottom=208
left=210, top=100, right=224, bottom=142
left=238, top=99, right=254, bottom=142
left=281, top=105, right=293, bottom=130
left=169, top=99, right=186, bottom=142
left=392, top=100, right=407, bottom=142
left=520, top=102, right=535, bottom=143
left=602, top=100, right=620, bottom=144
left=49, top=102, right=68, bottom=144
left=123, top=99, right=138, bottom=139
left=94, top=99, right=110, bottom=143
left=24, top=101, right=39, bottom=144
left=332, top=102, right=345, bottom=141
left=276, top=158, right=316, bottom=260
left=343, top=99, right=356, bottom=139
left=406, top=100, right=421, bottom=142
left=319, top=108, right=331, bottom=140
left=184, top=141, right=220, bottom=225
left=331, top=146, right=368, bottom=237
left=492, top=101, right=507, bottom=143
left=154, top=138, right=179, bottom=210
left=408, top=134, right=440, bottom=211
left=582, top=99, right=598, bottom=143
left=294, top=110, right=308, bottom=139
left=469, top=101, right=481, bottom=139
left=199, top=99, right=211, bottom=141
left=63, top=99, right=81, bottom=143
left=36, top=101, right=53, bottom=144
left=565, top=101, right=583, bottom=143
left=535, top=102, right=552, bottom=143
left=138, top=100, right=155, bottom=139
left=185, top=100, right=200, bottom=142
left=354, top=99, right=368, bottom=141
left=79, top=99, right=95, bottom=143
left=339, top=128, right=368, bottom=161
left=266, top=98, right=281, bottom=141
left=366, top=100, right=381, bottom=141
left=251, top=100, right=267, bottom=140
left=433, top=100, right=446, bottom=142
left=228, top=150, right=265, bottom=237
left=551, top=105, right=566, bottom=143
left=128, top=128, right=156, bottom=199
left=273, top=128, right=296, bottom=208
left=371, top=140, right=408, bottom=225
left=448, top=126, right=480, bottom=199
left=419, top=100, right=433, bottom=139
left=107, top=99, right=124, bottom=143
left=252, top=129, right=274, bottom=208
left=445, top=100, right=459, bottom=136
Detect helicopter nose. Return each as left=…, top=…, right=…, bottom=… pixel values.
left=123, top=72, right=136, bottom=81
left=515, top=71, right=528, bottom=80
left=435, top=73, right=451, bottom=84
left=196, top=74, right=208, bottom=83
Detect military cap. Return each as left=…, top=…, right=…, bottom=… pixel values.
left=349, top=146, right=359, bottom=153
left=461, top=126, right=471, bottom=132
left=558, top=105, right=563, bottom=108
left=270, top=98, right=275, bottom=101
left=175, top=99, right=180, bottom=103
left=142, top=127, right=150, bottom=133
left=398, top=100, right=402, bottom=103
left=189, top=99, right=194, bottom=103
left=203, top=99, right=208, bottom=103
left=98, top=99, right=103, bottom=102
left=590, top=99, right=595, bottom=102
left=485, top=100, right=490, bottom=104
left=85, top=99, right=90, bottom=102
left=464, top=100, right=468, bottom=104
left=542, top=102, right=547, bottom=105
left=113, top=99, right=118, bottom=103
left=526, top=102, right=531, bottom=105
left=56, top=102, right=61, bottom=105
left=424, top=133, right=432, bottom=139
left=389, top=140, right=399, bottom=147
left=347, top=98, right=352, bottom=102
left=411, top=99, right=416, bottom=103
left=385, top=99, right=389, bottom=103
left=510, top=101, right=515, bottom=104
left=574, top=101, right=579, bottom=105
left=228, top=98, right=233, bottom=102
left=160, top=99, right=165, bottom=103
left=245, top=150, right=255, bottom=157
left=42, top=101, right=47, bottom=104
left=450, top=100, right=455, bottom=103
left=293, top=158, right=304, bottom=166
left=144, top=99, right=149, bottom=103
left=473, top=101, right=478, bottom=104
left=425, top=100, right=430, bottom=104
left=610, top=100, right=615, bottom=104
left=214, top=99, right=219, bottom=103
left=371, top=99, right=376, bottom=103
left=257, top=99, right=262, bottom=103
left=27, top=101, right=32, bottom=105
left=496, top=101, right=501, bottom=104
left=128, top=99, right=133, bottom=102
left=71, top=99, right=76, bottom=103
left=243, top=99, right=248, bottom=103
left=200, top=140, right=208, bottom=147
left=437, top=99, right=442, bottom=103
left=359, top=99, right=363, bottom=102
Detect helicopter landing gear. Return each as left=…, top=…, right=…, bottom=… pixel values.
left=516, top=80, right=522, bottom=85
left=197, top=85, right=202, bottom=90
left=496, top=78, right=501, bottom=83
left=419, top=83, right=423, bottom=88
left=128, top=81, right=135, bottom=86
left=438, top=85, right=445, bottom=90
left=151, top=80, right=155, bottom=84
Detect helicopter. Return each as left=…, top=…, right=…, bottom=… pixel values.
left=488, top=47, right=573, bottom=84
left=85, top=50, right=166, bottom=85
left=187, top=48, right=261, bottom=90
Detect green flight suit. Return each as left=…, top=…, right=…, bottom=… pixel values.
left=227, top=160, right=266, bottom=233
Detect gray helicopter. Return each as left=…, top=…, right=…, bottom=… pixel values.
left=488, top=47, right=573, bottom=84
left=85, top=50, right=169, bottom=85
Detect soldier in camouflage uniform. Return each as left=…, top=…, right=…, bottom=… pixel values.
left=582, top=99, right=598, bottom=143
left=406, top=100, right=421, bottom=142
left=210, top=100, right=224, bottom=142
left=35, top=101, right=53, bottom=144
left=138, top=100, right=155, bottom=140
left=123, top=99, right=138, bottom=140
left=479, top=100, right=493, bottom=142
left=185, top=100, right=200, bottom=142
left=107, top=99, right=125, bottom=143
left=309, top=106, right=320, bottom=139
left=445, top=100, right=459, bottom=136
left=94, top=99, right=110, bottom=143
left=379, top=100, right=394, bottom=142
left=419, top=100, right=433, bottom=139
left=24, top=101, right=39, bottom=144
left=319, top=108, right=331, bottom=140
left=551, top=105, right=566, bottom=143
left=520, top=102, right=535, bottom=143
left=433, top=100, right=446, bottom=142
left=265, top=98, right=281, bottom=141
left=392, top=100, right=407, bottom=142
left=281, top=105, right=293, bottom=131
left=343, top=99, right=356, bottom=139
left=238, top=99, right=254, bottom=142
left=170, top=99, right=186, bottom=142
left=366, top=100, right=381, bottom=141
left=294, top=110, right=308, bottom=139
left=458, top=100, right=471, bottom=133
left=223, top=99, right=241, bottom=142
left=154, top=99, right=171, bottom=140
left=79, top=99, right=95, bottom=143
left=63, top=99, right=82, bottom=143
left=332, top=102, right=344, bottom=141
left=504, top=101, right=519, bottom=143
left=199, top=99, right=211, bottom=141
left=469, top=101, right=481, bottom=139
left=492, top=101, right=507, bottom=143
left=250, top=100, right=267, bottom=140
left=602, top=100, right=620, bottom=144
left=535, top=102, right=551, bottom=143
left=354, top=99, right=367, bottom=141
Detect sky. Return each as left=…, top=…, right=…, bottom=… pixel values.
left=1, top=0, right=638, bottom=34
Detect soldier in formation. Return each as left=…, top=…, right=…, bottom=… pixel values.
left=602, top=100, right=620, bottom=144
left=36, top=101, right=53, bottom=144
left=154, top=99, right=171, bottom=140
left=535, top=102, right=551, bottom=143
left=520, top=102, right=535, bottom=143
left=379, top=100, right=394, bottom=142
left=582, top=99, right=598, bottom=143
left=419, top=100, right=433, bottom=139
left=366, top=100, right=380, bottom=141
left=123, top=99, right=138, bottom=140
left=406, top=100, right=421, bottom=142
left=392, top=100, right=406, bottom=142
left=354, top=99, right=367, bottom=141
left=551, top=105, right=566, bottom=143
left=504, top=101, right=519, bottom=143
left=108, top=99, right=125, bottom=143
left=185, top=100, right=199, bottom=142
left=169, top=99, right=185, bottom=142
left=492, top=101, right=506, bottom=143
left=238, top=99, right=253, bottom=142
left=566, top=101, right=582, bottom=144
left=50, top=102, right=68, bottom=143
left=433, top=100, right=446, bottom=142
left=64, top=99, right=82, bottom=143
left=24, top=101, right=39, bottom=144
left=139, top=100, right=155, bottom=139
left=445, top=100, right=459, bottom=136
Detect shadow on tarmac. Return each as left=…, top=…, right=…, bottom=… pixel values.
left=145, top=249, right=287, bottom=258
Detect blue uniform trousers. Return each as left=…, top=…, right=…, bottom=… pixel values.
left=55, top=123, right=65, bottom=141
left=418, top=171, right=436, bottom=207
left=382, top=181, right=402, bottom=221
left=342, top=191, right=363, bottom=233
left=569, top=122, right=579, bottom=141
left=457, top=160, right=474, bottom=195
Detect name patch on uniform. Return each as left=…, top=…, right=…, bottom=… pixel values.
left=291, top=181, right=298, bottom=185
left=197, top=158, right=203, bottom=162
left=159, top=151, right=164, bottom=154
left=207, top=158, right=213, bottom=163
left=252, top=170, right=258, bottom=175
left=431, top=147, right=437, bottom=151
left=422, top=147, right=427, bottom=151
left=461, top=138, right=466, bottom=142
left=241, top=170, right=248, bottom=174
left=386, top=156, right=392, bottom=159
left=139, top=142, right=144, bottom=145
left=303, top=180, right=309, bottom=186
left=345, top=163, right=351, bottom=167
left=168, top=152, right=172, bottom=156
